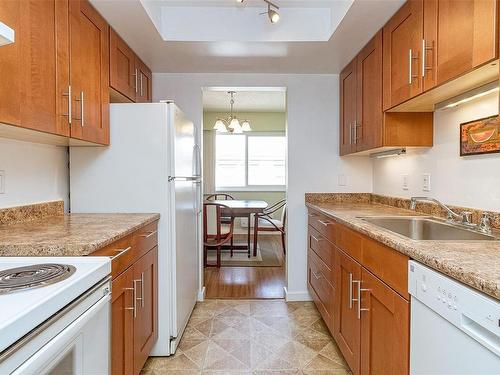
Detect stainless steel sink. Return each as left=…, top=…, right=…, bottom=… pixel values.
left=358, top=216, right=498, bottom=241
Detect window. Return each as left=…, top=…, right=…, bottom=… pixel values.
left=215, top=133, right=286, bottom=190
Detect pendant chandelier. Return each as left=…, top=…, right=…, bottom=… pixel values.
left=213, top=91, right=252, bottom=133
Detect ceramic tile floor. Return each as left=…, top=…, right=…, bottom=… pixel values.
left=141, top=299, right=352, bottom=375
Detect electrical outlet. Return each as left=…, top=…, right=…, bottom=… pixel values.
left=402, top=174, right=409, bottom=190
left=422, top=173, right=431, bottom=192
left=0, top=170, right=4, bottom=194
left=338, top=174, right=347, bottom=187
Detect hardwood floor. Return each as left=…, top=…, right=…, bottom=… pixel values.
left=204, top=235, right=286, bottom=299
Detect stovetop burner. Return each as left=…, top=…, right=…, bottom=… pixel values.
left=0, top=264, right=76, bottom=294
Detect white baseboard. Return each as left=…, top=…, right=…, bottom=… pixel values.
left=284, top=287, right=312, bottom=302
left=197, top=286, right=206, bottom=302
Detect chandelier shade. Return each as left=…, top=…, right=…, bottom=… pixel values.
left=213, top=92, right=251, bottom=133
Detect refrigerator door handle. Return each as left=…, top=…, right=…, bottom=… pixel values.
left=168, top=176, right=201, bottom=182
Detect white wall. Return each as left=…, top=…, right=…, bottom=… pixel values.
left=373, top=92, right=500, bottom=211
left=0, top=138, right=69, bottom=209
left=153, top=73, right=373, bottom=300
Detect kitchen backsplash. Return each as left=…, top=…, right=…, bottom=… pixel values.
left=0, top=200, right=64, bottom=226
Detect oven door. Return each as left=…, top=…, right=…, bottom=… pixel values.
left=10, top=287, right=110, bottom=375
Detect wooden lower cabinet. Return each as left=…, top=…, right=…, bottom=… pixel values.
left=360, top=268, right=409, bottom=375
left=334, top=249, right=362, bottom=375
left=307, top=208, right=410, bottom=375
left=93, top=221, right=158, bottom=375
left=111, top=266, right=135, bottom=375
left=133, top=247, right=158, bottom=375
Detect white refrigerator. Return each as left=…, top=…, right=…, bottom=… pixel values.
left=69, top=102, right=201, bottom=356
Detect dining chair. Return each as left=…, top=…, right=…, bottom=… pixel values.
left=253, top=199, right=287, bottom=256
left=203, top=202, right=235, bottom=268
left=205, top=194, right=235, bottom=224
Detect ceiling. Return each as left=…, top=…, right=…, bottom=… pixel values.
left=203, top=89, right=286, bottom=112
left=90, top=0, right=404, bottom=74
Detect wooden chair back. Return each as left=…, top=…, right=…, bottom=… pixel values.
left=205, top=193, right=235, bottom=201
left=203, top=202, right=234, bottom=246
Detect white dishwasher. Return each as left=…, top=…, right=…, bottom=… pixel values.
left=409, top=260, right=500, bottom=375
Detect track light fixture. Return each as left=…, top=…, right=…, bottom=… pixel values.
left=237, top=0, right=280, bottom=24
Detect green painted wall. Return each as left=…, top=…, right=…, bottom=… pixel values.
left=203, top=111, right=286, bottom=132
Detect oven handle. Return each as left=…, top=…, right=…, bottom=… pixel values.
left=0, top=277, right=111, bottom=364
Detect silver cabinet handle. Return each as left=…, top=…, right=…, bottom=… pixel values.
left=132, top=278, right=142, bottom=315
left=140, top=272, right=145, bottom=308
left=349, top=122, right=353, bottom=145
left=140, top=73, right=143, bottom=97
left=62, top=85, right=72, bottom=125
left=349, top=273, right=354, bottom=309
left=422, top=39, right=433, bottom=78
left=133, top=68, right=138, bottom=93
left=353, top=121, right=360, bottom=144
left=140, top=230, right=157, bottom=238
left=124, top=285, right=137, bottom=318
left=75, top=91, right=84, bottom=127
left=311, top=234, right=322, bottom=243
left=318, top=219, right=331, bottom=227
left=111, top=246, right=132, bottom=260
left=355, top=280, right=370, bottom=320
left=409, top=49, right=419, bottom=84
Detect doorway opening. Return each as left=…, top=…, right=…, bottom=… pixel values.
left=201, top=87, right=287, bottom=299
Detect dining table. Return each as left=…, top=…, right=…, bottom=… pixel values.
left=206, top=199, right=268, bottom=257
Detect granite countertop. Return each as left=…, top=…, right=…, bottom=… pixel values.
left=0, top=213, right=160, bottom=257
left=306, top=201, right=500, bottom=300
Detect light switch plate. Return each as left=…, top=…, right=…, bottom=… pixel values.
left=0, top=170, right=4, bottom=194
left=338, top=174, right=347, bottom=187
left=402, top=174, right=409, bottom=190
left=422, top=173, right=431, bottom=192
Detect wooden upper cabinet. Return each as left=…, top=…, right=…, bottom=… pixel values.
left=424, top=0, right=497, bottom=87
left=383, top=0, right=424, bottom=110
left=334, top=249, right=362, bottom=375
left=0, top=0, right=69, bottom=136
left=360, top=268, right=409, bottom=375
left=356, top=31, right=383, bottom=152
left=112, top=266, right=134, bottom=375
left=110, top=28, right=137, bottom=101
left=340, top=59, right=357, bottom=156
left=109, top=29, right=153, bottom=104
left=133, top=247, right=158, bottom=375
left=70, top=0, right=110, bottom=145
left=135, top=57, right=153, bottom=103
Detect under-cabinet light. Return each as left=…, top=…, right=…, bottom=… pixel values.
left=370, top=148, right=406, bottom=159
left=436, top=81, right=499, bottom=110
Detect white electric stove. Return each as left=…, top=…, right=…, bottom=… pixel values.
left=0, top=257, right=111, bottom=374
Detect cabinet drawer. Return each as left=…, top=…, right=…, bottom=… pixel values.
left=362, top=238, right=409, bottom=300
left=308, top=226, right=335, bottom=275
left=134, top=221, right=158, bottom=257
left=308, top=248, right=335, bottom=333
left=308, top=210, right=337, bottom=244
left=92, top=233, right=135, bottom=278
left=338, top=225, right=363, bottom=263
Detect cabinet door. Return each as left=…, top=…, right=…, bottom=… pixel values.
left=133, top=247, right=158, bottom=374
left=135, top=57, right=152, bottom=103
left=112, top=267, right=134, bottom=375
left=70, top=0, right=110, bottom=145
left=339, top=59, right=357, bottom=155
left=334, top=250, right=362, bottom=375
left=383, top=0, right=424, bottom=110
left=426, top=0, right=497, bottom=86
left=356, top=31, right=383, bottom=152
left=360, top=269, right=409, bottom=375
left=110, top=28, right=137, bottom=101
left=0, top=0, right=69, bottom=136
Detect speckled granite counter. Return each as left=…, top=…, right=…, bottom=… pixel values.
left=306, top=201, right=500, bottom=300
left=0, top=213, right=160, bottom=257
